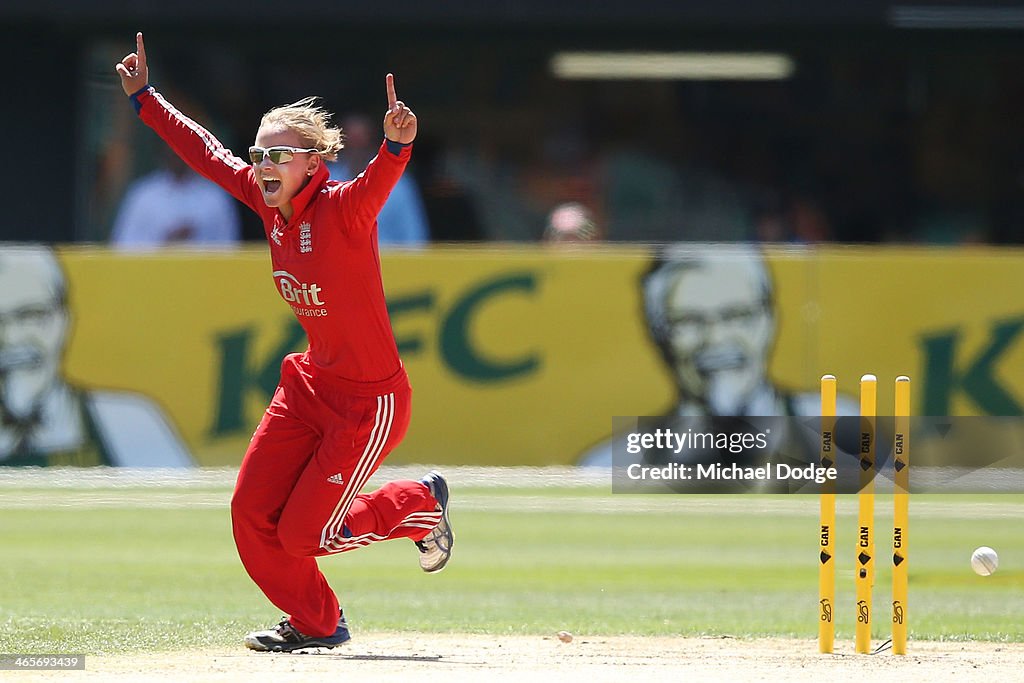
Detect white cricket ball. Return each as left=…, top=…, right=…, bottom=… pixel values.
left=971, top=546, right=999, bottom=576
left=557, top=631, right=573, bottom=643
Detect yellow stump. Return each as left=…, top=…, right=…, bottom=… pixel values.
left=818, top=375, right=837, bottom=654
left=892, top=376, right=911, bottom=654
left=856, top=374, right=876, bottom=654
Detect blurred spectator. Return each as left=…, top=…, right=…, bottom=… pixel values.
left=542, top=202, right=602, bottom=243
left=0, top=246, right=193, bottom=467
left=600, top=149, right=755, bottom=242
left=910, top=204, right=989, bottom=245
left=752, top=193, right=789, bottom=243
left=110, top=146, right=241, bottom=249
left=411, top=136, right=486, bottom=242
left=754, top=190, right=834, bottom=243
left=328, top=113, right=429, bottom=246
left=788, top=195, right=833, bottom=242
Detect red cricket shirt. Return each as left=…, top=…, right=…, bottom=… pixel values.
left=134, top=87, right=410, bottom=395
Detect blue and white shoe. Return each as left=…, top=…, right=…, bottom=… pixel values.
left=416, top=471, right=454, bottom=573
left=244, top=611, right=351, bottom=652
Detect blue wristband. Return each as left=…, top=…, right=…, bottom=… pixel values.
left=385, top=139, right=411, bottom=156
left=129, top=84, right=152, bottom=114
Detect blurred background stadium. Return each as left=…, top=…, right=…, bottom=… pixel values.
left=5, top=0, right=1024, bottom=245
left=3, top=3, right=1024, bottom=468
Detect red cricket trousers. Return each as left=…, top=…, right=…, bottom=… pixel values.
left=231, top=353, right=440, bottom=637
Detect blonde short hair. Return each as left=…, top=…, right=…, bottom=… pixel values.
left=260, top=97, right=344, bottom=162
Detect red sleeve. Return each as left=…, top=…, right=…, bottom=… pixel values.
left=337, top=140, right=412, bottom=235
left=135, top=87, right=264, bottom=214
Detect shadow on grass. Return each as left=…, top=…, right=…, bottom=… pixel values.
left=341, top=654, right=447, bottom=663
left=281, top=651, right=483, bottom=664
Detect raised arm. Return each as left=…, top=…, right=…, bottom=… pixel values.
left=115, top=33, right=263, bottom=213
left=341, top=74, right=417, bottom=230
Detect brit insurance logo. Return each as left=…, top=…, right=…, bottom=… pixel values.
left=273, top=270, right=328, bottom=318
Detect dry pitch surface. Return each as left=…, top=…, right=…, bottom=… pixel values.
left=11, top=634, right=1024, bottom=683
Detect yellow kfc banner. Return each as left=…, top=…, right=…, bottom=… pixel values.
left=19, top=244, right=1024, bottom=467
left=800, top=248, right=1024, bottom=418
left=55, top=245, right=669, bottom=466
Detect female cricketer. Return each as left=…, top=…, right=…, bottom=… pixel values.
left=115, top=32, right=454, bottom=652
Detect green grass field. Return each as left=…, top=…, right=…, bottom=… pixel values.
left=1, top=468, right=1021, bottom=654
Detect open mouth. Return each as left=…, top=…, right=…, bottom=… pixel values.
left=695, top=347, right=747, bottom=374
left=0, top=346, right=43, bottom=372
left=261, top=176, right=282, bottom=195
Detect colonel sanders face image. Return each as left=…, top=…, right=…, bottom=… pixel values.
left=0, top=248, right=70, bottom=424
left=644, top=248, right=775, bottom=416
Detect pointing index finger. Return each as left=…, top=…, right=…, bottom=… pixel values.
left=137, top=32, right=147, bottom=67
left=386, top=73, right=397, bottom=109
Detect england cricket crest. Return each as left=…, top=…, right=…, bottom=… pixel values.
left=299, top=223, right=312, bottom=253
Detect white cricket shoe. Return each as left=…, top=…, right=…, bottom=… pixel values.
left=416, top=471, right=454, bottom=573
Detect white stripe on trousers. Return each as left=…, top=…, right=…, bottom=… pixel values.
left=318, top=392, right=395, bottom=550
left=324, top=510, right=442, bottom=553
